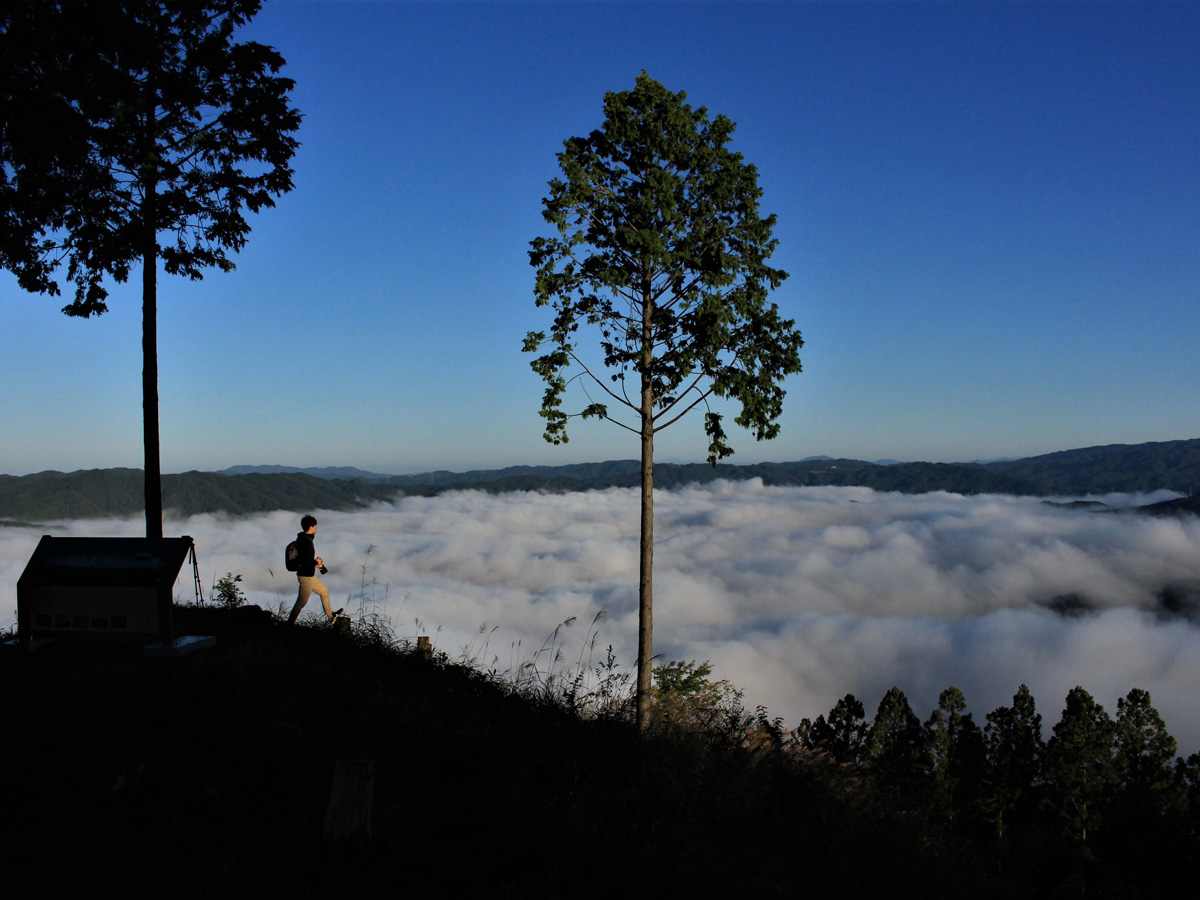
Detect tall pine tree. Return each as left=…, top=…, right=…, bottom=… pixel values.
left=984, top=683, right=1045, bottom=839
left=1045, top=686, right=1115, bottom=848
left=526, top=74, right=802, bottom=726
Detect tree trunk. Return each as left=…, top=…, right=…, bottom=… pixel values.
left=636, top=286, right=654, bottom=730
left=142, top=77, right=162, bottom=539
left=142, top=218, right=161, bottom=538
left=636, top=398, right=654, bottom=729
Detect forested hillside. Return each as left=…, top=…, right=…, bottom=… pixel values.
left=3, top=438, right=1199, bottom=521
left=0, top=469, right=420, bottom=520
left=983, top=438, right=1200, bottom=494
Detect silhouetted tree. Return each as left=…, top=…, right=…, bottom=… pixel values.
left=525, top=73, right=802, bottom=727
left=925, top=686, right=986, bottom=829
left=984, top=683, right=1045, bottom=839
left=1177, top=752, right=1200, bottom=837
left=798, top=693, right=868, bottom=766
left=1112, top=688, right=1183, bottom=821
left=864, top=686, right=929, bottom=801
left=0, top=0, right=300, bottom=537
left=1045, top=686, right=1115, bottom=849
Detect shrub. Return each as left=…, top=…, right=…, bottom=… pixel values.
left=212, top=572, right=245, bottom=608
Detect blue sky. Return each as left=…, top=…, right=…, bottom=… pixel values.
left=4, top=0, right=1199, bottom=476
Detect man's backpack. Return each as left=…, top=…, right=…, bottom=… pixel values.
left=285, top=540, right=301, bottom=572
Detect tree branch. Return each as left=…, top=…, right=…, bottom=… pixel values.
left=567, top=350, right=639, bottom=413
left=654, top=384, right=715, bottom=432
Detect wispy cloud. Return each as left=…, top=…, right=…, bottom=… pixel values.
left=4, top=482, right=1198, bottom=751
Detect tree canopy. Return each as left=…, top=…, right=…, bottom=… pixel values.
left=526, top=72, right=801, bottom=461
left=1, top=0, right=300, bottom=313
left=1046, top=686, right=1116, bottom=847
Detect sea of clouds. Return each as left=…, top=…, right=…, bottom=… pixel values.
left=4, top=481, right=1200, bottom=753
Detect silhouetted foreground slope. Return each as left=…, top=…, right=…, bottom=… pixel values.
left=1, top=609, right=860, bottom=898
left=3, top=607, right=1195, bottom=899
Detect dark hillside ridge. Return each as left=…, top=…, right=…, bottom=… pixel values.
left=1137, top=494, right=1200, bottom=517
left=980, top=438, right=1200, bottom=494
left=218, top=464, right=384, bottom=481
left=4, top=605, right=1194, bottom=898
left=4, top=608, right=843, bottom=898
left=214, top=438, right=1200, bottom=496
left=0, top=469, right=423, bottom=520
left=2, top=438, right=1198, bottom=520
left=224, top=457, right=1041, bottom=494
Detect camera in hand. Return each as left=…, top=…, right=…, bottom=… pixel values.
left=319, top=565, right=328, bottom=575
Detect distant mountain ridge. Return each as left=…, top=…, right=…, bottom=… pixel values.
left=0, top=469, right=413, bottom=521
left=3, top=438, right=1199, bottom=521
left=978, top=438, right=1200, bottom=494
left=219, top=438, right=1200, bottom=496
left=218, top=464, right=386, bottom=481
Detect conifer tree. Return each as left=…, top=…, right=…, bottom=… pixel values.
left=1113, top=688, right=1183, bottom=819
left=984, top=683, right=1045, bottom=839
left=526, top=73, right=802, bottom=727
left=925, top=686, right=985, bottom=828
left=796, top=694, right=868, bottom=765
left=1045, top=686, right=1115, bottom=848
left=1176, top=752, right=1200, bottom=835
left=864, top=686, right=929, bottom=797
left=825, top=693, right=869, bottom=765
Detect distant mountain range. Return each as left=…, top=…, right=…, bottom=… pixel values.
left=4, top=438, right=1200, bottom=522
left=219, top=464, right=386, bottom=481
left=0, top=468, right=408, bottom=522
left=221, top=439, right=1200, bottom=495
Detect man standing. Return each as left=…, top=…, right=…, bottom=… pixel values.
left=288, top=515, right=341, bottom=624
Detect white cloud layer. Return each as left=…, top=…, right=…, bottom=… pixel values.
left=5, top=482, right=1199, bottom=752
